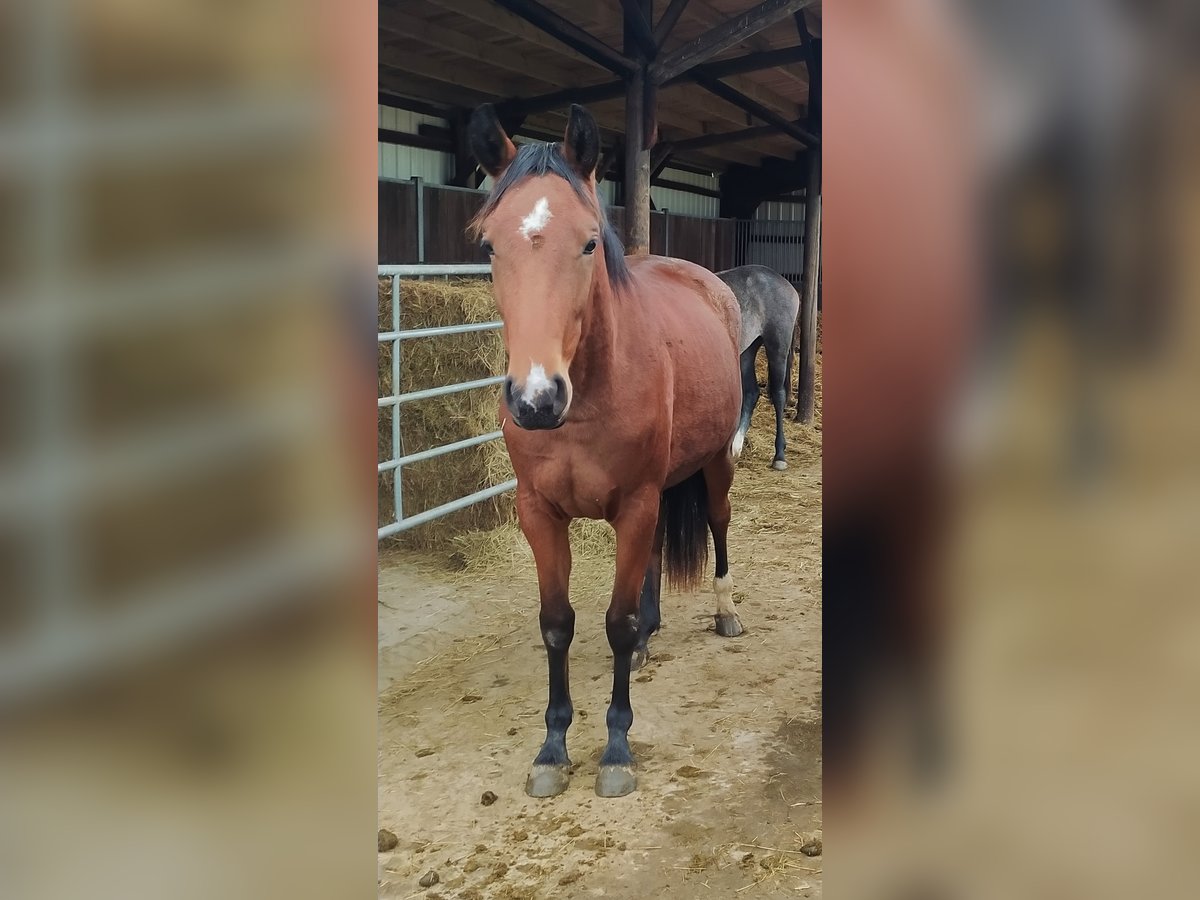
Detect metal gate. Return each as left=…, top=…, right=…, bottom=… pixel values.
left=732, top=218, right=807, bottom=286
left=377, top=263, right=516, bottom=539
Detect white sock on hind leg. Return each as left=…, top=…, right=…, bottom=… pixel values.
left=713, top=574, right=736, bottom=617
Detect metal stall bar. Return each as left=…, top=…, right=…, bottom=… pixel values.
left=379, top=264, right=492, bottom=277
left=378, top=375, right=506, bottom=407
left=378, top=478, right=519, bottom=539
left=391, top=273, right=402, bottom=526
left=378, top=263, right=518, bottom=537
left=379, top=321, right=503, bottom=341
left=377, top=429, right=504, bottom=472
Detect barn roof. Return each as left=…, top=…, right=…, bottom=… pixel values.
left=379, top=0, right=821, bottom=180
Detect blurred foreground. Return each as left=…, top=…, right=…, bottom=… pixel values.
left=825, top=1, right=1200, bottom=897
left=1, top=2, right=375, bottom=898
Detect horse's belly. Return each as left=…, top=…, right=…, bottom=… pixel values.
left=664, top=334, right=741, bottom=479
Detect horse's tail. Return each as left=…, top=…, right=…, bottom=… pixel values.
left=662, top=470, right=709, bottom=591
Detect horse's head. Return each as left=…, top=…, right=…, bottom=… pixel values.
left=468, top=104, right=625, bottom=431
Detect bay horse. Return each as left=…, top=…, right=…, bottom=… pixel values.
left=467, top=103, right=744, bottom=798
left=718, top=265, right=801, bottom=470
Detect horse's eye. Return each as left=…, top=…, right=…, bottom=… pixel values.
left=481, top=240, right=494, bottom=256
left=582, top=239, right=598, bottom=255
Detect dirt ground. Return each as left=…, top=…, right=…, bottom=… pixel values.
left=377, top=397, right=822, bottom=899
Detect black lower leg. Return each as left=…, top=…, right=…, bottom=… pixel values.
left=601, top=613, right=637, bottom=769
left=772, top=387, right=788, bottom=463
left=713, top=533, right=728, bottom=580
left=534, top=608, right=575, bottom=768
left=737, top=344, right=761, bottom=442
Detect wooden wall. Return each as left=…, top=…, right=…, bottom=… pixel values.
left=380, top=181, right=742, bottom=274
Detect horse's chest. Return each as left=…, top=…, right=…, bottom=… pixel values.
left=517, top=428, right=662, bottom=520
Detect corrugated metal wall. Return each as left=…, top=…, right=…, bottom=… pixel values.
left=378, top=106, right=452, bottom=183
left=755, top=195, right=806, bottom=221
left=651, top=168, right=719, bottom=218
left=377, top=106, right=721, bottom=220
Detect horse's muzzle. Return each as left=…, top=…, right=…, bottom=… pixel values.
left=505, top=374, right=569, bottom=430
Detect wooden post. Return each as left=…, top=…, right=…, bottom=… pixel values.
left=795, top=149, right=821, bottom=422
left=623, top=1, right=653, bottom=255
left=624, top=68, right=651, bottom=253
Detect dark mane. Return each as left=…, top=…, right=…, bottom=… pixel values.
left=469, top=141, right=631, bottom=289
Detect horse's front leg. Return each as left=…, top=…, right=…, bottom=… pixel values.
left=518, top=492, right=575, bottom=798
left=597, top=489, right=660, bottom=797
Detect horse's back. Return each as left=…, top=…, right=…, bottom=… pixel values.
left=626, top=255, right=741, bottom=350
left=717, top=265, right=800, bottom=354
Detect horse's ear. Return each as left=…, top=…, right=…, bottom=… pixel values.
left=468, top=104, right=517, bottom=178
left=563, top=104, right=600, bottom=180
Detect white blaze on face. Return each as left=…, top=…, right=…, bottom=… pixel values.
left=522, top=363, right=552, bottom=402
left=518, top=197, right=553, bottom=240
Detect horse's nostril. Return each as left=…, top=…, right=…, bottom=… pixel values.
left=504, top=376, right=517, bottom=405
left=551, top=375, right=569, bottom=416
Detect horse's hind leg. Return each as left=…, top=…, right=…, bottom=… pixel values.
left=703, top=454, right=743, bottom=637
left=731, top=339, right=762, bottom=458
left=765, top=331, right=790, bottom=470
left=517, top=493, right=575, bottom=798
left=632, top=503, right=665, bottom=672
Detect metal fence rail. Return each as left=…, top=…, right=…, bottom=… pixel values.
left=378, top=263, right=516, bottom=539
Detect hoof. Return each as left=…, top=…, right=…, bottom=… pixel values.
left=526, top=764, right=571, bottom=798
left=595, top=765, right=637, bottom=798
left=771, top=459, right=788, bottom=471
left=715, top=613, right=744, bottom=638
left=631, top=646, right=650, bottom=671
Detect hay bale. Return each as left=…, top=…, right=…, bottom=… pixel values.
left=378, top=277, right=514, bottom=549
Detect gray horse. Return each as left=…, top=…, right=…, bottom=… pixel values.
left=717, top=265, right=801, bottom=470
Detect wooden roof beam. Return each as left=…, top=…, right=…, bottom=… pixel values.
left=650, top=143, right=675, bottom=178
left=497, top=45, right=807, bottom=118
left=379, top=6, right=580, bottom=86
left=692, top=45, right=808, bottom=80
left=670, top=120, right=802, bottom=151
left=653, top=0, right=691, bottom=46
left=498, top=82, right=626, bottom=117
left=422, top=0, right=607, bottom=72
left=795, top=12, right=821, bottom=123
left=380, top=47, right=541, bottom=99
left=379, top=70, right=491, bottom=110
left=695, top=75, right=818, bottom=146
left=652, top=0, right=814, bottom=84
left=378, top=92, right=451, bottom=120
left=619, top=0, right=658, bottom=60
left=490, top=0, right=638, bottom=76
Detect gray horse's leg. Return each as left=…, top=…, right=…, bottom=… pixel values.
left=765, top=331, right=790, bottom=469
left=732, top=339, right=762, bottom=458
left=632, top=506, right=664, bottom=671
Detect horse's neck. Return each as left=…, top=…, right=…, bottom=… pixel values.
left=571, top=278, right=623, bottom=393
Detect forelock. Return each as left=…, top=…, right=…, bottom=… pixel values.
left=467, top=139, right=630, bottom=289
